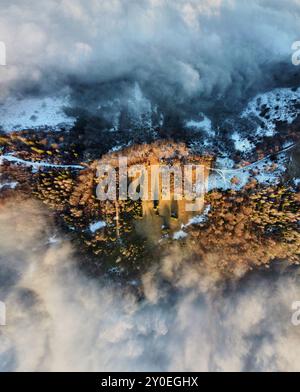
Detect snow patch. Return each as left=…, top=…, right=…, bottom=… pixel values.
left=185, top=114, right=215, bottom=137
left=232, top=132, right=255, bottom=153
left=186, top=205, right=211, bottom=226
left=0, top=181, right=18, bottom=190
left=216, top=156, right=235, bottom=169
left=241, top=88, right=300, bottom=138
left=89, top=221, right=106, bottom=233
left=173, top=230, right=188, bottom=240
left=208, top=153, right=288, bottom=191
left=0, top=95, right=76, bottom=132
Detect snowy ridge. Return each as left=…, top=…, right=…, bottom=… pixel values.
left=241, top=88, right=300, bottom=138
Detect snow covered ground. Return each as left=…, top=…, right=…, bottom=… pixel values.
left=0, top=181, right=18, bottom=191
left=208, top=152, right=289, bottom=192
left=241, top=88, right=300, bottom=138
left=231, top=131, right=255, bottom=153
left=0, top=95, right=76, bottom=132
left=0, top=87, right=298, bottom=202
left=185, top=113, right=215, bottom=137
left=185, top=88, right=300, bottom=157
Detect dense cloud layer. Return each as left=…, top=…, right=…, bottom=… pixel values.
left=0, top=198, right=300, bottom=372
left=0, top=0, right=300, bottom=119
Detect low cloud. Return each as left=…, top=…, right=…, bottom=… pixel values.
left=0, top=198, right=300, bottom=371
left=0, top=0, right=300, bottom=119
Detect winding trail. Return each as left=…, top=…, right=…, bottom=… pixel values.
left=0, top=154, right=85, bottom=170
left=214, top=142, right=297, bottom=174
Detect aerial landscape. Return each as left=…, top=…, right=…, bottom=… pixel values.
left=0, top=0, right=300, bottom=372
